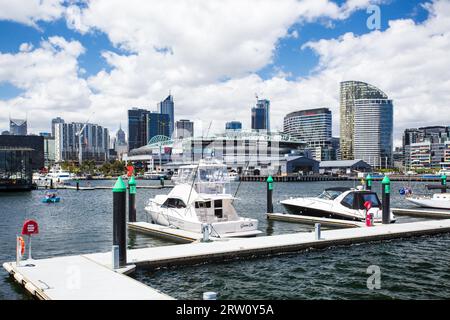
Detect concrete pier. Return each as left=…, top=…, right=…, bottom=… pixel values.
left=4, top=219, right=450, bottom=300
left=89, top=219, right=450, bottom=269
left=2, top=255, right=172, bottom=300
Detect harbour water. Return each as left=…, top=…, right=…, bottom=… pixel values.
left=1, top=180, right=449, bottom=300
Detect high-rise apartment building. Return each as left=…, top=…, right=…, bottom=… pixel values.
left=54, top=122, right=110, bottom=163
left=283, top=108, right=337, bottom=161
left=51, top=117, right=65, bottom=137
left=403, top=126, right=450, bottom=170
left=340, top=81, right=393, bottom=167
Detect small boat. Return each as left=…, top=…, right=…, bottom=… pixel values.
left=143, top=171, right=167, bottom=180
left=405, top=185, right=450, bottom=209
left=145, top=159, right=261, bottom=237
left=406, top=194, right=450, bottom=210
left=280, top=187, right=396, bottom=223
left=41, top=191, right=60, bottom=203
left=41, top=197, right=61, bottom=203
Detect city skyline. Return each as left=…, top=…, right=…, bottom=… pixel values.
left=1, top=1, right=450, bottom=147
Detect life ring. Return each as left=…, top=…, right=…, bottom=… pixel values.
left=18, top=237, right=25, bottom=256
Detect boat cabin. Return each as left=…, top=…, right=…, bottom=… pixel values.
left=193, top=197, right=239, bottom=223
left=319, top=188, right=381, bottom=210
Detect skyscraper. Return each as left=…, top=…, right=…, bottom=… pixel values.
left=340, top=81, right=393, bottom=167
left=128, top=108, right=149, bottom=151
left=145, top=112, right=171, bottom=142
left=10, top=118, right=27, bottom=135
left=283, top=108, right=335, bottom=160
left=54, top=122, right=110, bottom=163
left=251, top=99, right=270, bottom=131
left=157, top=94, right=174, bottom=138
left=51, top=117, right=65, bottom=137
left=225, top=121, right=242, bottom=131
left=116, top=123, right=126, bottom=145
left=176, top=119, right=194, bottom=139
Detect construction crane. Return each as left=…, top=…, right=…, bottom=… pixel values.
left=75, top=112, right=95, bottom=165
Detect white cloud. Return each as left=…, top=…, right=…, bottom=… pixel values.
left=1, top=0, right=449, bottom=149
left=0, top=0, right=65, bottom=27
left=0, top=37, right=91, bottom=131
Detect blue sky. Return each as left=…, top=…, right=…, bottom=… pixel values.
left=0, top=0, right=430, bottom=96
left=0, top=0, right=448, bottom=145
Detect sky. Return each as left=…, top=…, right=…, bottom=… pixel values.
left=0, top=0, right=449, bottom=147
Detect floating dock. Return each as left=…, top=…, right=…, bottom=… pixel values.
left=128, top=222, right=204, bottom=243
left=5, top=219, right=450, bottom=300
left=2, top=255, right=172, bottom=300
left=128, top=222, right=263, bottom=243
left=392, top=207, right=450, bottom=219
left=266, top=213, right=365, bottom=228
left=89, top=219, right=450, bottom=270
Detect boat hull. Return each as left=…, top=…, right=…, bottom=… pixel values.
left=406, top=198, right=450, bottom=210
left=145, top=208, right=261, bottom=237
left=41, top=197, right=60, bottom=203
left=281, top=202, right=363, bottom=222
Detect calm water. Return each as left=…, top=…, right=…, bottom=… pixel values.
left=0, top=179, right=449, bottom=300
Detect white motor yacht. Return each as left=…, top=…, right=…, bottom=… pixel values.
left=406, top=193, right=450, bottom=210
left=405, top=184, right=450, bottom=210
left=45, top=167, right=73, bottom=182
left=280, top=187, right=396, bottom=223
left=145, top=159, right=262, bottom=238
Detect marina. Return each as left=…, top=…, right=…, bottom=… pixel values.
left=2, top=179, right=450, bottom=300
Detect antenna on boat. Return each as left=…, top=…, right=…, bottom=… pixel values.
left=232, top=160, right=250, bottom=203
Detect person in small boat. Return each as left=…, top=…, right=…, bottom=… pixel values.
left=45, top=191, right=57, bottom=199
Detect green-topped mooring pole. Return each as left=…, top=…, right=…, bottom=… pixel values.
left=113, top=176, right=127, bottom=266
left=267, top=176, right=274, bottom=214
left=441, top=174, right=447, bottom=194
left=366, top=173, right=373, bottom=191
left=128, top=175, right=137, bottom=222
left=382, top=175, right=391, bottom=224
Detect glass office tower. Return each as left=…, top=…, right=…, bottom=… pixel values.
left=158, top=95, right=174, bottom=138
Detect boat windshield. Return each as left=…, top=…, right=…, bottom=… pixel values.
left=198, top=167, right=227, bottom=183
left=317, top=190, right=344, bottom=200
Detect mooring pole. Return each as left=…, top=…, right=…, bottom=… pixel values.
left=113, top=176, right=127, bottom=267
left=50, top=178, right=53, bottom=189
left=441, top=174, right=447, bottom=194
left=128, top=175, right=137, bottom=222
left=160, top=176, right=164, bottom=187
left=267, top=175, right=274, bottom=214
left=366, top=173, right=373, bottom=191
left=382, top=176, right=391, bottom=224
left=76, top=179, right=80, bottom=191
